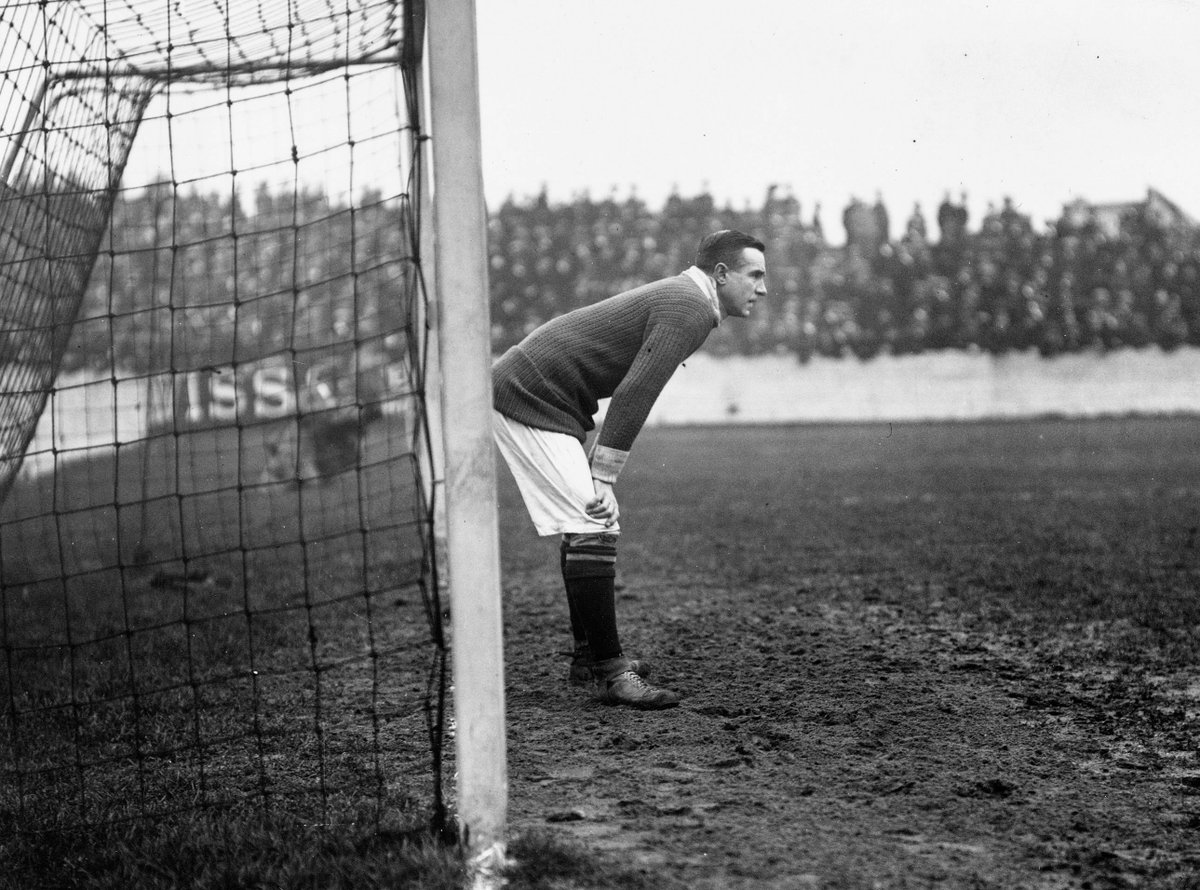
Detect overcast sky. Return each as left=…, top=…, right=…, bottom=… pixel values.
left=474, top=0, right=1200, bottom=237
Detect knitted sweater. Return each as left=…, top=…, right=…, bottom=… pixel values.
left=492, top=273, right=716, bottom=472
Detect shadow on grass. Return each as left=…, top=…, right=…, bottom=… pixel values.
left=504, top=830, right=690, bottom=890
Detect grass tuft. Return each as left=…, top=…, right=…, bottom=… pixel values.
left=1, top=810, right=467, bottom=890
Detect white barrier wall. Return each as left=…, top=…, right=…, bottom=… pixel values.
left=636, top=346, right=1200, bottom=426
left=15, top=346, right=1200, bottom=478
left=17, top=374, right=151, bottom=476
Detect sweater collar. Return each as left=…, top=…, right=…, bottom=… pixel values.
left=681, top=265, right=721, bottom=325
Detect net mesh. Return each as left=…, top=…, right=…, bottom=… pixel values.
left=0, top=0, right=448, bottom=836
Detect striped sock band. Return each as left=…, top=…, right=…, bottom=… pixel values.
left=562, top=532, right=618, bottom=579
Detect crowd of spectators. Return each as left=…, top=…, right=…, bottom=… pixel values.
left=488, top=185, right=1200, bottom=361
left=50, top=181, right=1200, bottom=376
left=63, top=183, right=413, bottom=375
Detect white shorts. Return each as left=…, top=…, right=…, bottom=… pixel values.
left=492, top=410, right=620, bottom=537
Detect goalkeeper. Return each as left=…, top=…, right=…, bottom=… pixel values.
left=492, top=229, right=768, bottom=710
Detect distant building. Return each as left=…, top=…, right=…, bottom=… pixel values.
left=1061, top=188, right=1195, bottom=239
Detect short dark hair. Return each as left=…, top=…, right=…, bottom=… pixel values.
left=694, top=230, right=766, bottom=273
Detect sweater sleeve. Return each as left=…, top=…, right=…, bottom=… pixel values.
left=596, top=308, right=711, bottom=457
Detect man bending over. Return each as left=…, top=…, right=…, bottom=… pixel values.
left=493, top=229, right=768, bottom=710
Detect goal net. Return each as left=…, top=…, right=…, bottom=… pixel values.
left=0, top=0, right=449, bottom=837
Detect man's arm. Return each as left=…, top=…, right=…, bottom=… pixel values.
left=583, top=320, right=708, bottom=527
left=597, top=316, right=711, bottom=459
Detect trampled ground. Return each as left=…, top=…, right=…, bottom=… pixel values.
left=494, top=418, right=1200, bottom=889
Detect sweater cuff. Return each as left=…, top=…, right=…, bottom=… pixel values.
left=589, top=445, right=629, bottom=484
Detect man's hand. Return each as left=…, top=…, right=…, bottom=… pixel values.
left=586, top=479, right=619, bottom=527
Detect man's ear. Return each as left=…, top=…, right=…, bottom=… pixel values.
left=713, top=262, right=728, bottom=283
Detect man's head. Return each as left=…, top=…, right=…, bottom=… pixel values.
left=695, top=230, right=768, bottom=319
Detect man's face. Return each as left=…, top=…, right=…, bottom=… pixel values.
left=714, top=247, right=768, bottom=319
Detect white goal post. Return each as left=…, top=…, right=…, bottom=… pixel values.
left=425, top=0, right=508, bottom=871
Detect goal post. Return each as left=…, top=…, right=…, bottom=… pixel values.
left=426, top=0, right=508, bottom=868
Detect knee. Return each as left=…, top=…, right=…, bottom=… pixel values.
left=561, top=532, right=618, bottom=579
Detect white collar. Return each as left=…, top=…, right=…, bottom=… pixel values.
left=682, top=266, right=721, bottom=324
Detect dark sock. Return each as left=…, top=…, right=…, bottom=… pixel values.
left=566, top=575, right=621, bottom=662
left=560, top=537, right=587, bottom=648
left=562, top=533, right=621, bottom=662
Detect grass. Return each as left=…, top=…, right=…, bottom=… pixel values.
left=1, top=818, right=666, bottom=890
left=612, top=416, right=1200, bottom=634
left=2, top=811, right=467, bottom=890
left=5, top=415, right=1200, bottom=887
left=1, top=412, right=449, bottom=886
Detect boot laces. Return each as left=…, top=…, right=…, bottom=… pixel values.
left=615, top=669, right=649, bottom=689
